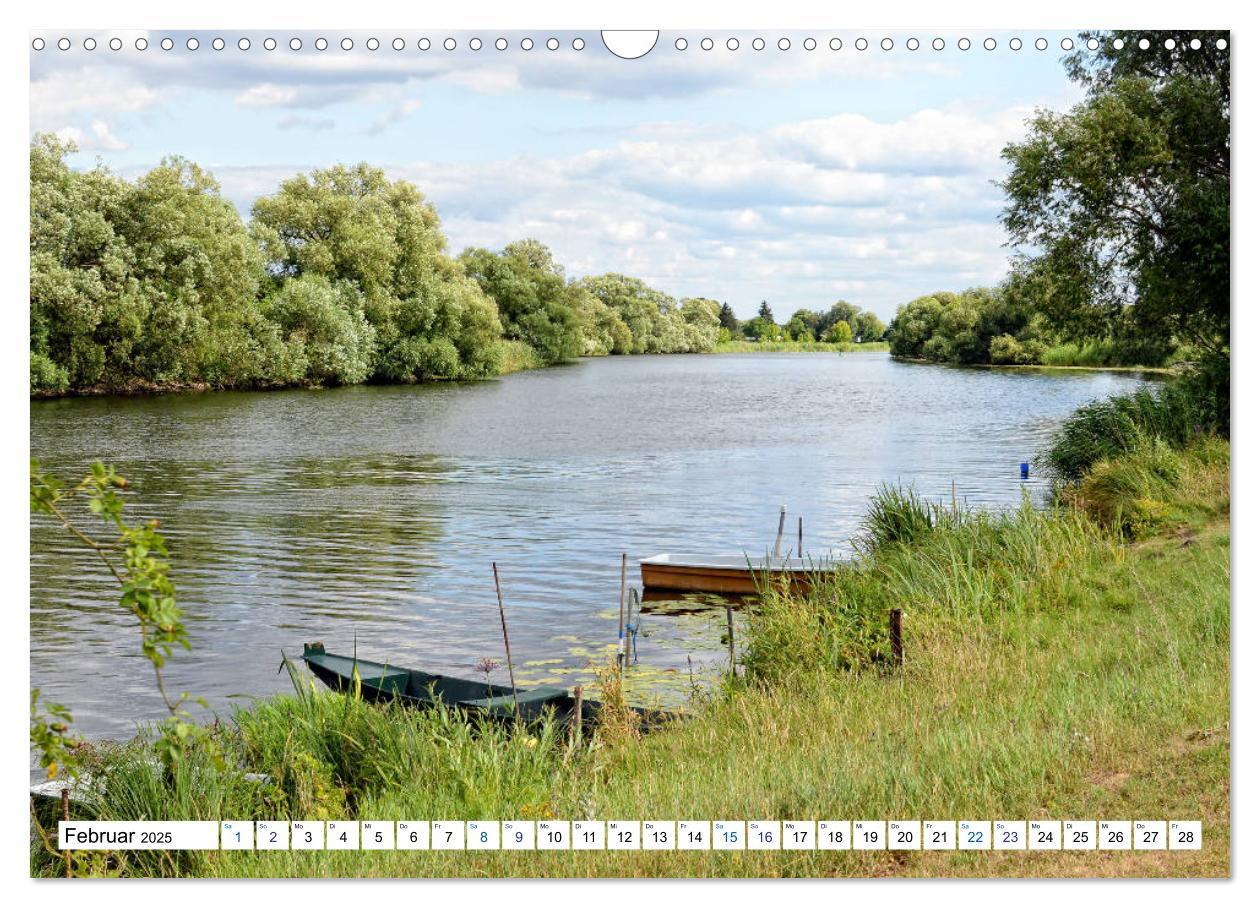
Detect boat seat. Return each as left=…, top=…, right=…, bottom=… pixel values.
left=462, top=687, right=566, bottom=712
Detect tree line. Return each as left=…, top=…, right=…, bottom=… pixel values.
left=30, top=139, right=730, bottom=395
left=889, top=31, right=1228, bottom=376
left=720, top=299, right=886, bottom=346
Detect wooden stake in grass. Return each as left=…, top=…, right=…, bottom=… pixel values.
left=492, top=562, right=520, bottom=720
left=773, top=505, right=787, bottom=557
left=726, top=605, right=736, bottom=677
left=889, top=608, right=904, bottom=667
left=61, top=787, right=71, bottom=878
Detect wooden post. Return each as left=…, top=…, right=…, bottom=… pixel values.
left=726, top=605, right=736, bottom=677
left=798, top=516, right=804, bottom=558
left=773, top=505, right=787, bottom=557
left=618, top=553, right=627, bottom=673
left=570, top=685, right=584, bottom=746
left=889, top=608, right=904, bottom=667
left=492, top=562, right=520, bottom=720
left=61, top=786, right=71, bottom=878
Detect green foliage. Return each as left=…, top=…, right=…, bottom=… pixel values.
left=579, top=274, right=718, bottom=354
left=29, top=461, right=219, bottom=789
left=459, top=240, right=584, bottom=364
left=858, top=484, right=940, bottom=550
left=30, top=691, right=80, bottom=781
left=253, top=163, right=503, bottom=383
left=30, top=137, right=268, bottom=392
left=1002, top=30, right=1229, bottom=355
left=824, top=320, right=853, bottom=345
left=261, top=275, right=376, bottom=385
left=1040, top=378, right=1221, bottom=481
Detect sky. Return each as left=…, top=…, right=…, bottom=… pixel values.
left=30, top=29, right=1084, bottom=320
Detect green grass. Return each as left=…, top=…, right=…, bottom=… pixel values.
left=1040, top=340, right=1197, bottom=369
left=714, top=340, right=889, bottom=354
left=1039, top=382, right=1222, bottom=482
left=34, top=437, right=1229, bottom=879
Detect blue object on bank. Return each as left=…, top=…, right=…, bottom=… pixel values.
left=1020, top=462, right=1030, bottom=480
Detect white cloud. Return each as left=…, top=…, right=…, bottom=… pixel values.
left=365, top=99, right=422, bottom=135
left=235, top=83, right=299, bottom=107
left=30, top=66, right=159, bottom=131
left=54, top=120, right=129, bottom=152
left=206, top=102, right=1022, bottom=318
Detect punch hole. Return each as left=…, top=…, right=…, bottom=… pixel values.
left=601, top=30, right=659, bottom=59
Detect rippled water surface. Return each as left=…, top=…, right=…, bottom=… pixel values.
left=30, top=353, right=1150, bottom=740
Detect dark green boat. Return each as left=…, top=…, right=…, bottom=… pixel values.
left=301, top=643, right=672, bottom=728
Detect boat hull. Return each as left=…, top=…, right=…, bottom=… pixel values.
left=640, top=554, right=825, bottom=595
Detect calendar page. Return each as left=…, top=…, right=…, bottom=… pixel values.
left=21, top=3, right=1232, bottom=888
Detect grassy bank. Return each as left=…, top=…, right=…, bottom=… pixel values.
left=714, top=340, right=890, bottom=354
left=1040, top=341, right=1198, bottom=370
left=33, top=419, right=1228, bottom=878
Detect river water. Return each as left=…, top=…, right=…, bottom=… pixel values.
left=30, top=352, right=1150, bottom=740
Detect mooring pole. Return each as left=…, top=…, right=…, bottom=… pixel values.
left=618, top=553, right=628, bottom=673
left=773, top=505, right=787, bottom=557
left=492, top=562, right=520, bottom=720
left=798, top=516, right=804, bottom=558
left=889, top=608, right=904, bottom=666
left=571, top=684, right=584, bottom=747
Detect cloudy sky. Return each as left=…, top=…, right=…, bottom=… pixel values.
left=30, top=29, right=1082, bottom=320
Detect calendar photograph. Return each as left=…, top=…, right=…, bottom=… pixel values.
left=26, top=24, right=1230, bottom=880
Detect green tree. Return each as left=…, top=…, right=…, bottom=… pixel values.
left=717, top=302, right=740, bottom=335
left=29, top=137, right=268, bottom=392
left=251, top=163, right=502, bottom=382
left=261, top=274, right=376, bottom=385
left=850, top=311, right=886, bottom=343
left=459, top=240, right=583, bottom=364
left=756, top=300, right=775, bottom=324
left=825, top=320, right=853, bottom=344
left=1002, top=30, right=1229, bottom=354
left=785, top=308, right=819, bottom=341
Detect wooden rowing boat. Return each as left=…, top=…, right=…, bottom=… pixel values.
left=639, top=553, right=828, bottom=595
left=300, top=643, right=671, bottom=728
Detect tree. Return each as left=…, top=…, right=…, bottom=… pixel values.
left=756, top=300, right=775, bottom=324
left=459, top=240, right=583, bottom=364
left=251, top=163, right=503, bottom=381
left=816, top=300, right=859, bottom=338
left=850, top=312, right=886, bottom=343
left=785, top=308, right=819, bottom=341
left=1002, top=30, right=1229, bottom=354
left=825, top=321, right=853, bottom=345
left=29, top=136, right=270, bottom=393
left=717, top=302, right=740, bottom=334
left=261, top=274, right=375, bottom=385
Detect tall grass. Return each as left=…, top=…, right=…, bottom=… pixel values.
left=1039, top=339, right=1190, bottom=369
left=1040, top=381, right=1218, bottom=481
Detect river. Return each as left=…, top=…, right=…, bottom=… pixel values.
left=30, top=352, right=1150, bottom=741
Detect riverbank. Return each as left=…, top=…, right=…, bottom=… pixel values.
left=713, top=340, right=890, bottom=354
left=893, top=355, right=1179, bottom=376
left=33, top=431, right=1228, bottom=878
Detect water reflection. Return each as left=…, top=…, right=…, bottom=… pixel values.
left=30, top=353, right=1151, bottom=740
